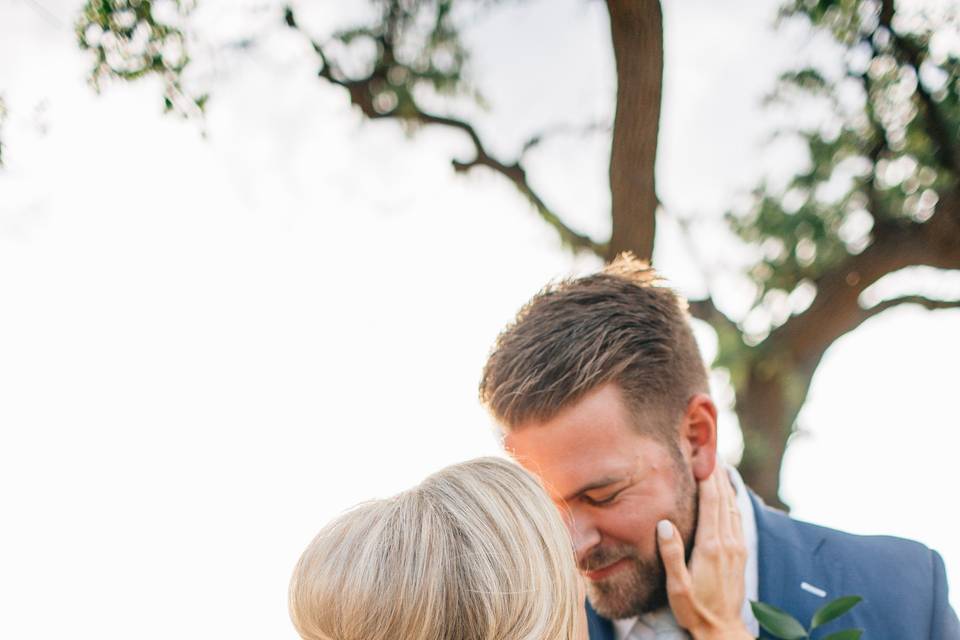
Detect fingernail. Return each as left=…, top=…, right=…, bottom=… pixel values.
left=657, top=519, right=673, bottom=540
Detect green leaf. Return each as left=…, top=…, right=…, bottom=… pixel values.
left=821, top=629, right=863, bottom=640
left=750, top=601, right=808, bottom=640
left=810, top=595, right=862, bottom=630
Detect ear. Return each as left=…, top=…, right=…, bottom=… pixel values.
left=680, top=393, right=718, bottom=481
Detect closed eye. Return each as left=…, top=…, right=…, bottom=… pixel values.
left=582, top=491, right=621, bottom=507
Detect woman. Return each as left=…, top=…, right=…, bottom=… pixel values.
left=289, top=457, right=750, bottom=640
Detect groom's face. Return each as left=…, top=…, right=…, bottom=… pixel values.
left=504, top=382, right=698, bottom=620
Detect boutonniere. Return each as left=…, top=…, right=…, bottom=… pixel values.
left=750, top=595, right=863, bottom=639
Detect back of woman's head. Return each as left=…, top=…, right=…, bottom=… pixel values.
left=289, top=457, right=581, bottom=640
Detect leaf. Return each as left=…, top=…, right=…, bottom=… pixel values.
left=810, top=595, right=863, bottom=630
left=750, top=601, right=808, bottom=640
left=821, top=629, right=863, bottom=640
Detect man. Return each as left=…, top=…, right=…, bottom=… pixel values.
left=479, top=255, right=959, bottom=640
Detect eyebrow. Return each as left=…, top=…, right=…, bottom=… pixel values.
left=564, top=476, right=625, bottom=502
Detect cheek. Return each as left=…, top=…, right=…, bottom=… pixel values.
left=602, top=499, right=672, bottom=552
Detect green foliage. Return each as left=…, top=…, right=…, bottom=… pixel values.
left=752, top=601, right=809, bottom=639
left=821, top=631, right=863, bottom=640
left=721, top=0, right=960, bottom=348
left=751, top=595, right=863, bottom=639
left=76, top=0, right=207, bottom=117
left=73, top=0, right=482, bottom=124
left=319, top=0, right=479, bottom=121
left=811, top=595, right=863, bottom=630
left=64, top=0, right=960, bottom=504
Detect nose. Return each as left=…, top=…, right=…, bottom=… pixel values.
left=568, top=507, right=601, bottom=560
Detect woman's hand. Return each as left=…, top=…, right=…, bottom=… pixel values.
left=656, top=467, right=753, bottom=640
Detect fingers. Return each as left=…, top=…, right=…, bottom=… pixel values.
left=719, top=469, right=743, bottom=544
left=657, top=520, right=686, bottom=577
left=696, top=467, right=747, bottom=581
left=717, top=468, right=734, bottom=545
left=657, top=519, right=694, bottom=619
left=716, top=468, right=747, bottom=594
left=694, top=466, right=721, bottom=548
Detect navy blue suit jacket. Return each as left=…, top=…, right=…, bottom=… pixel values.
left=587, top=493, right=960, bottom=639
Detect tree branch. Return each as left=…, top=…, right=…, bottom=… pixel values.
left=672, top=212, right=737, bottom=330
left=849, top=54, right=894, bottom=222
left=450, top=151, right=605, bottom=254
left=687, top=297, right=739, bottom=336
left=765, top=204, right=960, bottom=369
left=283, top=6, right=607, bottom=257
left=861, top=294, right=960, bottom=322
left=879, top=0, right=960, bottom=175
left=519, top=120, right=609, bottom=157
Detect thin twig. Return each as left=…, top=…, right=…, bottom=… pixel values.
left=282, top=5, right=607, bottom=256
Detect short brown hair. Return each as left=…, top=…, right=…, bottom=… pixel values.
left=479, top=254, right=708, bottom=438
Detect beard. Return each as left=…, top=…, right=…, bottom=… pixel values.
left=580, top=466, right=698, bottom=619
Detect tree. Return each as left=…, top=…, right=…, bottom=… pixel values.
left=73, top=0, right=960, bottom=508
left=691, top=0, right=960, bottom=506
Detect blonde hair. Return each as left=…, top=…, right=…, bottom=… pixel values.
left=289, top=457, right=582, bottom=640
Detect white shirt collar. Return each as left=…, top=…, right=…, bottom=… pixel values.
left=611, top=464, right=760, bottom=639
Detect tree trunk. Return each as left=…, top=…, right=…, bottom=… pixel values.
left=730, top=191, right=960, bottom=506
left=736, top=378, right=791, bottom=511
left=605, top=0, right=662, bottom=263
left=735, top=365, right=817, bottom=511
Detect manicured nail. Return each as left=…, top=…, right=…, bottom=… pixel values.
left=657, top=519, right=673, bottom=540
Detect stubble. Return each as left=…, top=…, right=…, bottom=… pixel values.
left=581, top=470, right=698, bottom=619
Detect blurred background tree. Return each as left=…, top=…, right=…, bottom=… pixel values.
left=697, top=0, right=960, bottom=506
left=70, top=0, right=960, bottom=508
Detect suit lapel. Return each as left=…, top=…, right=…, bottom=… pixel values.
left=754, top=491, right=792, bottom=609
left=751, top=492, right=832, bottom=637
left=586, top=493, right=833, bottom=640
left=586, top=599, right=615, bottom=640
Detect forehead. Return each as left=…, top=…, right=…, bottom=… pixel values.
left=503, top=383, right=666, bottom=498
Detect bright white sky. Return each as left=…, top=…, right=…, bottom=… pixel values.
left=1, top=1, right=957, bottom=638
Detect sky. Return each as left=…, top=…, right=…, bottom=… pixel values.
left=1, top=0, right=958, bottom=638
